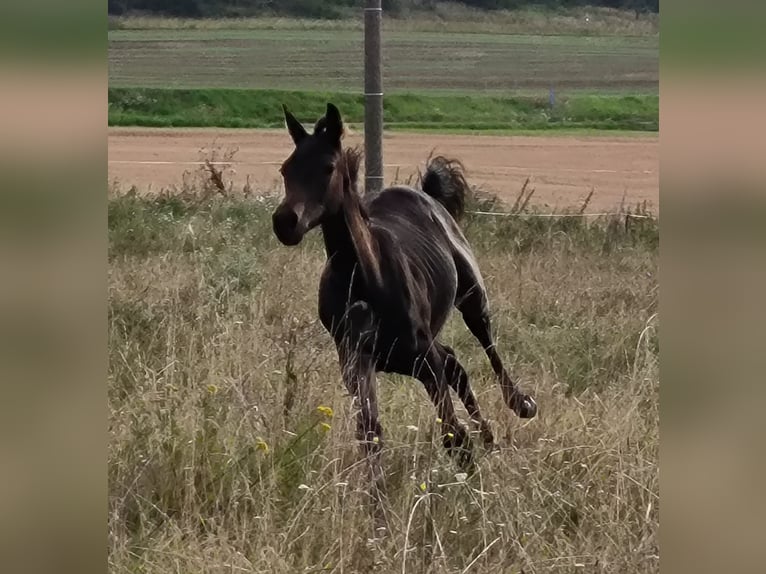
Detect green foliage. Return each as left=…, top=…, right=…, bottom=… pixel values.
left=108, top=87, right=658, bottom=132
left=108, top=192, right=276, bottom=258
left=108, top=194, right=191, bottom=257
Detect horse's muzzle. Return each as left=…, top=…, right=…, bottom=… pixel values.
left=272, top=206, right=304, bottom=246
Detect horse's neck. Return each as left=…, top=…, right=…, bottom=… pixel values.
left=321, top=185, right=383, bottom=291
left=321, top=194, right=358, bottom=262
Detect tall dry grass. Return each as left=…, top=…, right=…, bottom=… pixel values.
left=108, top=177, right=658, bottom=573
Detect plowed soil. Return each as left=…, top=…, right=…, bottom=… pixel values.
left=108, top=128, right=658, bottom=213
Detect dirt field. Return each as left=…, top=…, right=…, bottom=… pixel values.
left=108, top=128, right=658, bottom=213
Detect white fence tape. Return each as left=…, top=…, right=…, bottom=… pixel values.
left=467, top=210, right=654, bottom=218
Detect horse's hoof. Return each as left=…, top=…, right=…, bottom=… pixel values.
left=516, top=395, right=538, bottom=419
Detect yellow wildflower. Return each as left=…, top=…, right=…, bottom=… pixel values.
left=372, top=436, right=379, bottom=444
left=255, top=438, right=269, bottom=453
left=436, top=417, right=443, bottom=424
left=419, top=482, right=427, bottom=492
left=206, top=384, right=218, bottom=395
left=317, top=405, right=334, bottom=418
left=320, top=422, right=331, bottom=432
left=446, top=432, right=455, bottom=439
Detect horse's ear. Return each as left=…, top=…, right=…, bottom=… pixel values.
left=283, top=104, right=307, bottom=145
left=323, top=103, right=344, bottom=144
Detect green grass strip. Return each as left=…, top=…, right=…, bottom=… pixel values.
left=108, top=88, right=658, bottom=133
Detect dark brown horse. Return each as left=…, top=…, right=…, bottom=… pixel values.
left=273, top=103, right=536, bottom=475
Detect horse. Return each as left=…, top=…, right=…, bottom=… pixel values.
left=272, top=103, right=537, bottom=477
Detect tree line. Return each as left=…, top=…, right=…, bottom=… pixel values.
left=108, top=0, right=659, bottom=20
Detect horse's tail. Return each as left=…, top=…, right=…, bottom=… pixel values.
left=420, top=155, right=469, bottom=222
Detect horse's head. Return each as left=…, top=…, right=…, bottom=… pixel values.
left=272, top=103, right=346, bottom=246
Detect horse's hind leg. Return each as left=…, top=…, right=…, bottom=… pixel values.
left=456, top=278, right=538, bottom=419
left=440, top=343, right=495, bottom=448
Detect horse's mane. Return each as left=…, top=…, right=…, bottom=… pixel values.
left=339, top=146, right=363, bottom=192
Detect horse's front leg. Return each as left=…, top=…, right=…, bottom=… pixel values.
left=336, top=301, right=384, bottom=484
left=340, top=347, right=382, bottom=459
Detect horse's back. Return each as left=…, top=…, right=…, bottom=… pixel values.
left=365, top=185, right=452, bottom=239
left=365, top=185, right=434, bottom=218
left=367, top=185, right=486, bottom=306
left=365, top=186, right=457, bottom=265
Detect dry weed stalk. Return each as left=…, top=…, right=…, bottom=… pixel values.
left=510, top=177, right=536, bottom=214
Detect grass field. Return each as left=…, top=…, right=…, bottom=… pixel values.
left=110, top=5, right=659, bottom=37
left=108, top=10, right=657, bottom=133
left=108, top=87, right=658, bottom=131
left=108, top=28, right=657, bottom=95
left=108, top=173, right=658, bottom=572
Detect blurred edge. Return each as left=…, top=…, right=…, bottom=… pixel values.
left=0, top=1, right=105, bottom=573
left=662, top=1, right=766, bottom=574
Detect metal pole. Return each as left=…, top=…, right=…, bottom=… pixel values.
left=364, top=0, right=383, bottom=194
